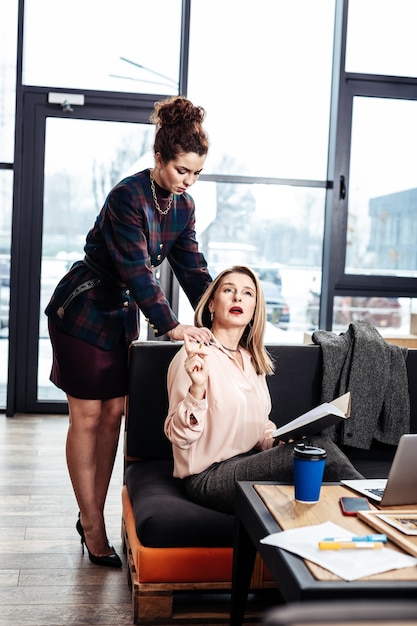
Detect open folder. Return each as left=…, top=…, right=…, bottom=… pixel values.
left=272, top=392, right=351, bottom=442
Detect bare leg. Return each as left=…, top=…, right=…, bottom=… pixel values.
left=66, top=395, right=124, bottom=556
left=95, top=397, right=125, bottom=516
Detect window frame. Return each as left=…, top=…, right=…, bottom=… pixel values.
left=319, top=0, right=417, bottom=329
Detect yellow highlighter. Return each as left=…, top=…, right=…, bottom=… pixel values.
left=318, top=541, right=384, bottom=550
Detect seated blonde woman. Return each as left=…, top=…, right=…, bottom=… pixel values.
left=164, top=265, right=362, bottom=515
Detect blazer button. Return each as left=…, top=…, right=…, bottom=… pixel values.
left=159, top=243, right=164, bottom=249
left=125, top=289, right=130, bottom=295
left=123, top=301, right=129, bottom=307
left=156, top=254, right=162, bottom=261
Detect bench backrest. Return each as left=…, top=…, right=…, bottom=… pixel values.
left=125, top=341, right=417, bottom=461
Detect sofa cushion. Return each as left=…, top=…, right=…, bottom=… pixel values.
left=125, top=459, right=235, bottom=548
left=341, top=441, right=397, bottom=478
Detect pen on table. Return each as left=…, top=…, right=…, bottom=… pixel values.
left=322, top=534, right=387, bottom=543
left=318, top=541, right=384, bottom=550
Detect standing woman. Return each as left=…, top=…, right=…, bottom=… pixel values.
left=45, top=96, right=213, bottom=567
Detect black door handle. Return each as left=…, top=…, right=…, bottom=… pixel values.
left=339, top=175, right=346, bottom=200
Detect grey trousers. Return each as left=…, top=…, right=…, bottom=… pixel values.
left=183, top=436, right=363, bottom=515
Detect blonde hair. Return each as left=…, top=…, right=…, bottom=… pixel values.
left=194, top=266, right=274, bottom=376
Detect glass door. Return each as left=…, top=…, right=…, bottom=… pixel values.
left=10, top=91, right=157, bottom=413
left=38, top=117, right=153, bottom=402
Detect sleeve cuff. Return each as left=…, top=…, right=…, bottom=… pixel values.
left=185, top=390, right=207, bottom=412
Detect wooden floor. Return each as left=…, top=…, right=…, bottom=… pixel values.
left=0, top=413, right=279, bottom=626
left=0, top=412, right=133, bottom=626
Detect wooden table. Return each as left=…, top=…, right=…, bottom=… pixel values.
left=230, top=482, right=417, bottom=626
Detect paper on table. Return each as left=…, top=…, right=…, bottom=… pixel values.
left=260, top=521, right=417, bottom=581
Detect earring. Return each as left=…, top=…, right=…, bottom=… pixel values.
left=210, top=311, right=214, bottom=322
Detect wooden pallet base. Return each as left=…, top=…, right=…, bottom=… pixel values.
left=122, top=518, right=273, bottom=624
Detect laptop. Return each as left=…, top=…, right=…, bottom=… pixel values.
left=341, top=433, right=417, bottom=506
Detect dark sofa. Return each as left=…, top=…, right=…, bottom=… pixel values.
left=122, top=341, right=417, bottom=624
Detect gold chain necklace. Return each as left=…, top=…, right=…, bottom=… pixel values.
left=150, top=170, right=174, bottom=216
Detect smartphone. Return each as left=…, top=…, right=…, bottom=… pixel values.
left=339, top=496, right=371, bottom=516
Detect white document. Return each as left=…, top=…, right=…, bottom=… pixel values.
left=260, top=521, right=417, bottom=581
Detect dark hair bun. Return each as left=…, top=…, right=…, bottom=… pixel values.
left=151, top=96, right=206, bottom=128
left=151, top=95, right=209, bottom=159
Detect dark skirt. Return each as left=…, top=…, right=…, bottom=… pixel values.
left=48, top=320, right=128, bottom=400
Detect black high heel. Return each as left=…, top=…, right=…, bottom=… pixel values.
left=76, top=512, right=85, bottom=541
left=76, top=514, right=122, bottom=568
left=77, top=512, right=115, bottom=549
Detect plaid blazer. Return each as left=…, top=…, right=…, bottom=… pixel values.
left=45, top=169, right=212, bottom=350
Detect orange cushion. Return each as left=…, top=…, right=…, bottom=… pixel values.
left=122, top=485, right=272, bottom=584
left=122, top=485, right=232, bottom=583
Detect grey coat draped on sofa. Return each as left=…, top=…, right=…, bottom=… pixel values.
left=312, top=320, right=410, bottom=449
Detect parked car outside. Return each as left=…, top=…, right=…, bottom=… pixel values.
left=252, top=264, right=283, bottom=289
left=0, top=289, right=8, bottom=330
left=0, top=255, right=10, bottom=287
left=260, top=280, right=290, bottom=329
left=0, top=255, right=10, bottom=330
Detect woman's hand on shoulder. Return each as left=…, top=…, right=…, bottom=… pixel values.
left=168, top=324, right=213, bottom=344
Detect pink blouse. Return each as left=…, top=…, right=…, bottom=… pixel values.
left=165, top=341, right=276, bottom=478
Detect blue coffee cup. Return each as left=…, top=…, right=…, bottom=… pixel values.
left=293, top=443, right=327, bottom=503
